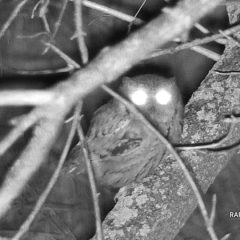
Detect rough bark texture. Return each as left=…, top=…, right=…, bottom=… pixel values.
left=91, top=2, right=240, bottom=240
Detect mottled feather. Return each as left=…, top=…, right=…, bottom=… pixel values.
left=66, top=74, right=183, bottom=189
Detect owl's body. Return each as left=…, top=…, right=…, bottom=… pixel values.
left=68, top=74, right=183, bottom=189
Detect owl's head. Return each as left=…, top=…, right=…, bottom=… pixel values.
left=119, top=74, right=183, bottom=142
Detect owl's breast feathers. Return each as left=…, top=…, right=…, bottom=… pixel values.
left=68, top=100, right=173, bottom=188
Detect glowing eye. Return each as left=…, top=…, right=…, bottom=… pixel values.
left=130, top=89, right=148, bottom=106
left=155, top=89, right=172, bottom=105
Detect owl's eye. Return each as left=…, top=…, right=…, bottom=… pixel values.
left=129, top=89, right=148, bottom=106
left=155, top=89, right=172, bottom=105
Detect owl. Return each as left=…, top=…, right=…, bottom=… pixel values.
left=67, top=74, right=183, bottom=189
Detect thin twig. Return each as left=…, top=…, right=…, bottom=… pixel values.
left=101, top=85, right=219, bottom=240
left=25, top=186, right=77, bottom=240
left=31, top=0, right=42, bottom=18
left=83, top=0, right=213, bottom=37
left=43, top=0, right=69, bottom=53
left=213, top=70, right=240, bottom=75
left=17, top=32, right=50, bottom=39
left=41, top=12, right=51, bottom=33
left=191, top=45, right=220, bottom=61
left=83, top=0, right=143, bottom=25
left=128, top=0, right=146, bottom=33
left=82, top=0, right=225, bottom=55
left=194, top=23, right=210, bottom=34
left=51, top=0, right=68, bottom=38
left=219, top=29, right=240, bottom=47
left=210, top=194, right=217, bottom=225
left=48, top=210, right=77, bottom=240
left=32, top=0, right=51, bottom=33
left=43, top=42, right=80, bottom=69
left=32, top=0, right=49, bottom=18
left=77, top=121, right=103, bottom=240
left=194, top=23, right=225, bottom=44
left=70, top=30, right=87, bottom=40
left=149, top=24, right=240, bottom=59
left=74, top=0, right=89, bottom=64
left=0, top=0, right=29, bottom=39
left=176, top=116, right=236, bottom=151
left=12, top=103, right=81, bottom=240
left=221, top=233, right=231, bottom=240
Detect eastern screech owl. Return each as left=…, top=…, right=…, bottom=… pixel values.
left=67, top=74, right=183, bottom=189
